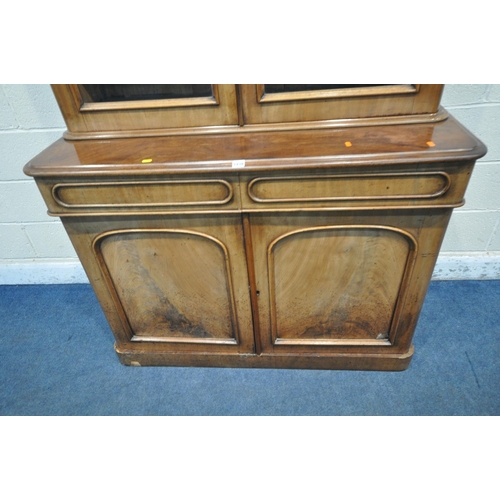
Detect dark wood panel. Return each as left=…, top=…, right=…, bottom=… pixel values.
left=269, top=226, right=415, bottom=345
left=96, top=230, right=238, bottom=343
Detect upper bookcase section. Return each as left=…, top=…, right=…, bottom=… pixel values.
left=51, top=84, right=445, bottom=140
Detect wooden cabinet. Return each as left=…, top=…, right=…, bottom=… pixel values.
left=51, top=84, right=240, bottom=138
left=24, top=84, right=486, bottom=370
left=51, top=84, right=445, bottom=139
left=239, top=84, right=444, bottom=126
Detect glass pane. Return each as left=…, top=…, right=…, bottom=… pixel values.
left=264, top=84, right=390, bottom=93
left=79, top=84, right=213, bottom=103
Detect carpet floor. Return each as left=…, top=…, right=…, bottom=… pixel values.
left=0, top=280, right=498, bottom=415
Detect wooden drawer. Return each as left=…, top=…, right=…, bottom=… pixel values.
left=37, top=176, right=240, bottom=215
left=241, top=166, right=473, bottom=211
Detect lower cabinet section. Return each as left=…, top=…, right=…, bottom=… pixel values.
left=25, top=115, right=486, bottom=371
left=61, top=208, right=452, bottom=371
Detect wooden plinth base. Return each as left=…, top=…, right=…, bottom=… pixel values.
left=115, top=344, right=414, bottom=372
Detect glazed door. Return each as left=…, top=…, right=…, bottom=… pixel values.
left=239, top=84, right=443, bottom=124
left=51, top=84, right=239, bottom=138
left=77, top=84, right=216, bottom=105
left=248, top=211, right=447, bottom=355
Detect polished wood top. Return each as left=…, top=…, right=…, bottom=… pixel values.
left=24, top=114, right=486, bottom=177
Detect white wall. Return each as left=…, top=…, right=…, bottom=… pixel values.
left=0, top=85, right=88, bottom=283
left=437, top=85, right=500, bottom=278
left=1, top=84, right=499, bottom=284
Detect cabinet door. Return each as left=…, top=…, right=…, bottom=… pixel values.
left=62, top=214, right=255, bottom=355
left=248, top=211, right=449, bottom=355
left=52, top=84, right=239, bottom=139
left=239, top=84, right=443, bottom=126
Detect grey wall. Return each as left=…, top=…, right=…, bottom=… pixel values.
left=1, top=84, right=499, bottom=283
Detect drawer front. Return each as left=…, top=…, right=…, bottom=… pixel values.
left=40, top=177, right=240, bottom=215
left=248, top=173, right=450, bottom=202
left=241, top=167, right=472, bottom=210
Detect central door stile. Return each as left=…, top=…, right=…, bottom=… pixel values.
left=241, top=213, right=262, bottom=355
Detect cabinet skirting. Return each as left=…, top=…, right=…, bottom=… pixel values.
left=115, top=343, right=415, bottom=371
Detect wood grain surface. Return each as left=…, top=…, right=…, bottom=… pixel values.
left=268, top=226, right=414, bottom=344
left=97, top=230, right=237, bottom=342
left=24, top=115, right=485, bottom=177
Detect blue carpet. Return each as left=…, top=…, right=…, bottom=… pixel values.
left=0, top=281, right=498, bottom=415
